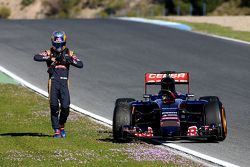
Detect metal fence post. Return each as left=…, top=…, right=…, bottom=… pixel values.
left=189, top=3, right=193, bottom=15
left=176, top=0, right=181, bottom=15
left=202, top=0, right=206, bottom=16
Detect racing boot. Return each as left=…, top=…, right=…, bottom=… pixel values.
left=53, top=129, right=61, bottom=138
left=60, top=125, right=66, bottom=138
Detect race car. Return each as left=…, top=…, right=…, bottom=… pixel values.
left=113, top=71, right=227, bottom=142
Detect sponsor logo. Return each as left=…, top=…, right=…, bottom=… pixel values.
left=146, top=73, right=188, bottom=83
left=162, top=112, right=177, bottom=115
left=187, top=126, right=198, bottom=136
left=148, top=73, right=186, bottom=79
left=161, top=117, right=179, bottom=120
left=162, top=111, right=178, bottom=117
left=162, top=108, right=178, bottom=110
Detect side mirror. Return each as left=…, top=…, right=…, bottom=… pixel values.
left=143, top=94, right=151, bottom=98
left=187, top=94, right=194, bottom=97
left=143, top=94, right=151, bottom=101
left=186, top=94, right=194, bottom=99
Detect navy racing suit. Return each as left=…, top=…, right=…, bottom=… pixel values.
left=34, top=47, right=83, bottom=130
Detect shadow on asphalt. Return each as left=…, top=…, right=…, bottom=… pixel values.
left=0, top=132, right=52, bottom=137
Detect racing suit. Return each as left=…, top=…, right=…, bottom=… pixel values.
left=34, top=47, right=83, bottom=130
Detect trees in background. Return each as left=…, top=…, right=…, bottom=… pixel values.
left=241, top=0, right=250, bottom=7
left=190, top=0, right=203, bottom=15
left=163, top=0, right=229, bottom=16
left=163, top=0, right=205, bottom=16
left=165, top=0, right=176, bottom=15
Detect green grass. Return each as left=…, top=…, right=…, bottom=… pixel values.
left=182, top=21, right=250, bottom=42
left=0, top=72, right=18, bottom=84
left=154, top=17, right=250, bottom=42
left=0, top=84, right=200, bottom=167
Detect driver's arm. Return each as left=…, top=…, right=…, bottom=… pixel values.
left=34, top=51, right=50, bottom=62
left=68, top=51, right=83, bottom=68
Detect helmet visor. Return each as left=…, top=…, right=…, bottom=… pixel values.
left=52, top=42, right=66, bottom=51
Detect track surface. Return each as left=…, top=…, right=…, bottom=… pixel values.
left=0, top=19, right=249, bottom=166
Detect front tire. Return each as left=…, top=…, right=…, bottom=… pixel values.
left=113, top=98, right=135, bottom=141
left=200, top=96, right=227, bottom=141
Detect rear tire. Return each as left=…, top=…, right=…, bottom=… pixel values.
left=200, top=96, right=227, bottom=141
left=113, top=98, right=135, bottom=141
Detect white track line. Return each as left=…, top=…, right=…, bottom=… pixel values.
left=70, top=104, right=112, bottom=125
left=0, top=66, right=239, bottom=167
left=193, top=31, right=250, bottom=45
left=162, top=143, right=239, bottom=167
left=0, top=65, right=112, bottom=125
left=117, top=17, right=192, bottom=31
left=117, top=17, right=250, bottom=46
left=0, top=66, right=48, bottom=97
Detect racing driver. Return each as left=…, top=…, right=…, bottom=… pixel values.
left=34, top=31, right=83, bottom=138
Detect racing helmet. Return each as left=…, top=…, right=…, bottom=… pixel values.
left=161, top=76, right=176, bottom=93
left=51, top=31, right=67, bottom=52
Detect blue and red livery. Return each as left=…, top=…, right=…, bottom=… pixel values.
left=113, top=71, right=227, bottom=142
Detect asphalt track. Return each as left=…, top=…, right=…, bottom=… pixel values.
left=0, top=19, right=249, bottom=166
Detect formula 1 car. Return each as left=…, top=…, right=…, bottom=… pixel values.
left=113, top=71, right=227, bottom=142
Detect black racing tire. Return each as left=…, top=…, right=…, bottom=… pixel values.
left=200, top=96, right=219, bottom=103
left=115, top=98, right=135, bottom=106
left=113, top=98, right=135, bottom=141
left=200, top=96, right=227, bottom=141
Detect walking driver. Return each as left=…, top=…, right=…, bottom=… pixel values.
left=34, top=31, right=83, bottom=138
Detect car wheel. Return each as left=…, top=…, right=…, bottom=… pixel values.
left=200, top=96, right=227, bottom=141
left=113, top=98, right=135, bottom=141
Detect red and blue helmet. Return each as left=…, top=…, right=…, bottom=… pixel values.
left=51, top=31, right=67, bottom=52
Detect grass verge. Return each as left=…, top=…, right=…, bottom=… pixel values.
left=0, top=84, right=201, bottom=167
left=154, top=17, right=250, bottom=42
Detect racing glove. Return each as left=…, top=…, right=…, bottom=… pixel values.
left=64, top=55, right=73, bottom=64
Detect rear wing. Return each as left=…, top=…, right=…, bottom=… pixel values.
left=144, top=72, right=190, bottom=94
